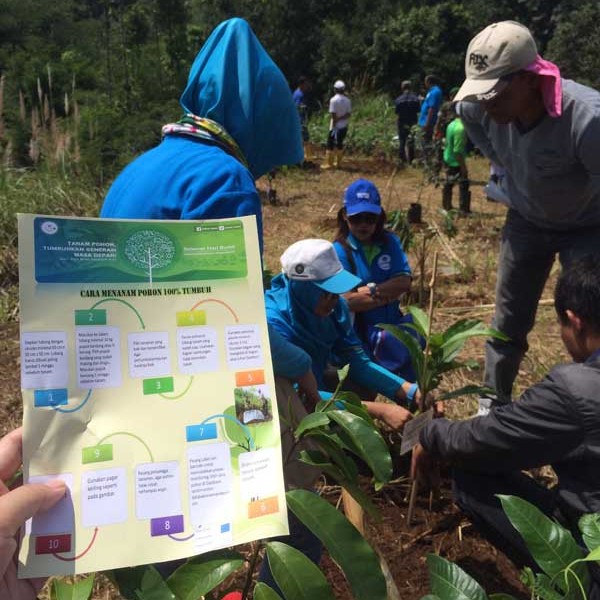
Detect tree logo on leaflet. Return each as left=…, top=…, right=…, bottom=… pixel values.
left=123, top=229, right=176, bottom=283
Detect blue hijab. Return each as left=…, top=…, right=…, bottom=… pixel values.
left=180, top=18, right=303, bottom=179
left=265, top=274, right=354, bottom=385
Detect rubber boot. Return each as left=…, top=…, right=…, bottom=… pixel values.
left=303, top=142, right=317, bottom=161
left=321, top=149, right=334, bottom=170
left=442, top=184, right=453, bottom=210
left=459, top=182, right=471, bottom=214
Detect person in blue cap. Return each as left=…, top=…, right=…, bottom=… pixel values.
left=100, top=17, right=303, bottom=254
left=332, top=179, right=420, bottom=384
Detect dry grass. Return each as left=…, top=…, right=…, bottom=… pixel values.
left=2, top=153, right=567, bottom=599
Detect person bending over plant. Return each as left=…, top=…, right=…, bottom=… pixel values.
left=413, top=255, right=600, bottom=598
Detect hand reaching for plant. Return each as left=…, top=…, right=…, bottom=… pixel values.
left=0, top=428, right=66, bottom=600
left=410, top=443, right=441, bottom=491
left=363, top=401, right=413, bottom=431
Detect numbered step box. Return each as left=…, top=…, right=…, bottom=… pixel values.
left=82, top=444, right=113, bottom=464
left=143, top=376, right=174, bottom=395
left=34, top=388, right=68, bottom=408
left=75, top=309, right=107, bottom=326
left=235, top=370, right=265, bottom=387
left=176, top=310, right=206, bottom=326
left=150, top=515, right=185, bottom=537
left=35, top=534, right=71, bottom=555
left=248, top=496, right=279, bottom=519
left=186, top=423, right=218, bottom=442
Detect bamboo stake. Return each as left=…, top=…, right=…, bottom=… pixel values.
left=407, top=252, right=439, bottom=526
left=429, top=219, right=465, bottom=268
left=341, top=489, right=401, bottom=600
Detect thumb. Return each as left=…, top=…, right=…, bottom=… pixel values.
left=0, top=480, right=67, bottom=540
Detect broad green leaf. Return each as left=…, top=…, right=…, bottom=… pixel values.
left=489, top=594, right=520, bottom=599
left=437, top=385, right=490, bottom=401
left=167, top=550, right=244, bottom=599
left=254, top=582, right=283, bottom=599
left=294, top=412, right=330, bottom=438
left=579, top=513, right=600, bottom=552
left=51, top=576, right=95, bottom=600
left=426, top=553, right=487, bottom=600
left=108, top=566, right=148, bottom=599
left=584, top=546, right=600, bottom=562
left=340, top=400, right=375, bottom=424
left=441, top=318, right=483, bottom=343
left=331, top=390, right=363, bottom=406
left=134, top=566, right=176, bottom=600
left=441, top=326, right=509, bottom=355
left=305, top=430, right=359, bottom=481
left=420, top=596, right=442, bottom=600
left=328, top=410, right=392, bottom=483
left=223, top=405, right=251, bottom=448
left=407, top=305, right=430, bottom=335
left=377, top=323, right=424, bottom=376
left=531, top=573, right=566, bottom=600
left=287, top=489, right=387, bottom=600
left=498, top=495, right=588, bottom=592
left=337, top=364, right=351, bottom=385
left=266, top=541, right=334, bottom=600
left=298, top=449, right=378, bottom=518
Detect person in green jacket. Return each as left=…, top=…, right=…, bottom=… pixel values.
left=441, top=103, right=470, bottom=213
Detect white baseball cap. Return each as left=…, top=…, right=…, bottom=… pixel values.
left=454, top=21, right=537, bottom=103
left=333, top=80, right=346, bottom=91
left=281, top=239, right=361, bottom=293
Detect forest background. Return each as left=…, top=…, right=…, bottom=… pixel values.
left=1, top=0, right=600, bottom=182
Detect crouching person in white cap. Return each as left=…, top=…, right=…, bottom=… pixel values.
left=454, top=20, right=600, bottom=413
left=322, top=80, right=351, bottom=170
left=259, top=238, right=419, bottom=592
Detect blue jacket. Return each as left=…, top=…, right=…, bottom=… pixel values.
left=265, top=274, right=407, bottom=401
left=100, top=18, right=302, bottom=253
left=333, top=232, right=411, bottom=334
left=418, top=85, right=443, bottom=128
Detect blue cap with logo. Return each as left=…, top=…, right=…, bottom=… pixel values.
left=343, top=179, right=382, bottom=216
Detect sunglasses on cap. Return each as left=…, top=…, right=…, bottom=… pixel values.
left=348, top=212, right=379, bottom=225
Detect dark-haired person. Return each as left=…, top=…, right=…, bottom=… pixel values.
left=418, top=74, right=443, bottom=141
left=292, top=76, right=316, bottom=161
left=394, top=80, right=421, bottom=164
left=332, top=179, right=420, bottom=382
left=453, top=21, right=600, bottom=412
left=412, top=255, right=600, bottom=598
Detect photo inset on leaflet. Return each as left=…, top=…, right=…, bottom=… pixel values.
left=234, top=384, right=273, bottom=425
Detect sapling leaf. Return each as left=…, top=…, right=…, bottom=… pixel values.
left=266, top=541, right=334, bottom=600
left=376, top=323, right=424, bottom=375
left=579, top=513, right=600, bottom=553
left=134, top=565, right=176, bottom=600
left=407, top=305, right=430, bottom=335
left=498, top=495, right=588, bottom=592
left=166, top=550, right=244, bottom=599
left=328, top=410, right=393, bottom=483
left=437, top=385, right=492, bottom=401
left=531, top=573, right=565, bottom=600
left=426, top=553, right=487, bottom=600
left=489, top=595, right=520, bottom=599
left=294, top=412, right=330, bottom=438
left=298, top=450, right=379, bottom=518
left=304, top=430, right=359, bottom=481
left=51, top=575, right=95, bottom=600
left=254, top=582, right=283, bottom=599
left=287, top=489, right=387, bottom=600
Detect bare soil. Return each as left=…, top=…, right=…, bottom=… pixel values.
left=2, top=154, right=567, bottom=598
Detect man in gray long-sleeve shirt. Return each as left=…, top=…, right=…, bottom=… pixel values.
left=413, top=256, right=600, bottom=598
left=454, top=20, right=600, bottom=409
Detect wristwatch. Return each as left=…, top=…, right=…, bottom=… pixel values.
left=367, top=282, right=377, bottom=297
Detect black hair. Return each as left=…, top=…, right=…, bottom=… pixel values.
left=425, top=74, right=439, bottom=86
left=555, top=255, right=600, bottom=334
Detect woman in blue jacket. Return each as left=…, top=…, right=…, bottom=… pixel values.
left=100, top=18, right=302, bottom=255
left=266, top=238, right=418, bottom=423
left=333, top=179, right=419, bottom=381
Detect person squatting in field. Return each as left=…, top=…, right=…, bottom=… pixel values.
left=413, top=255, right=600, bottom=599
